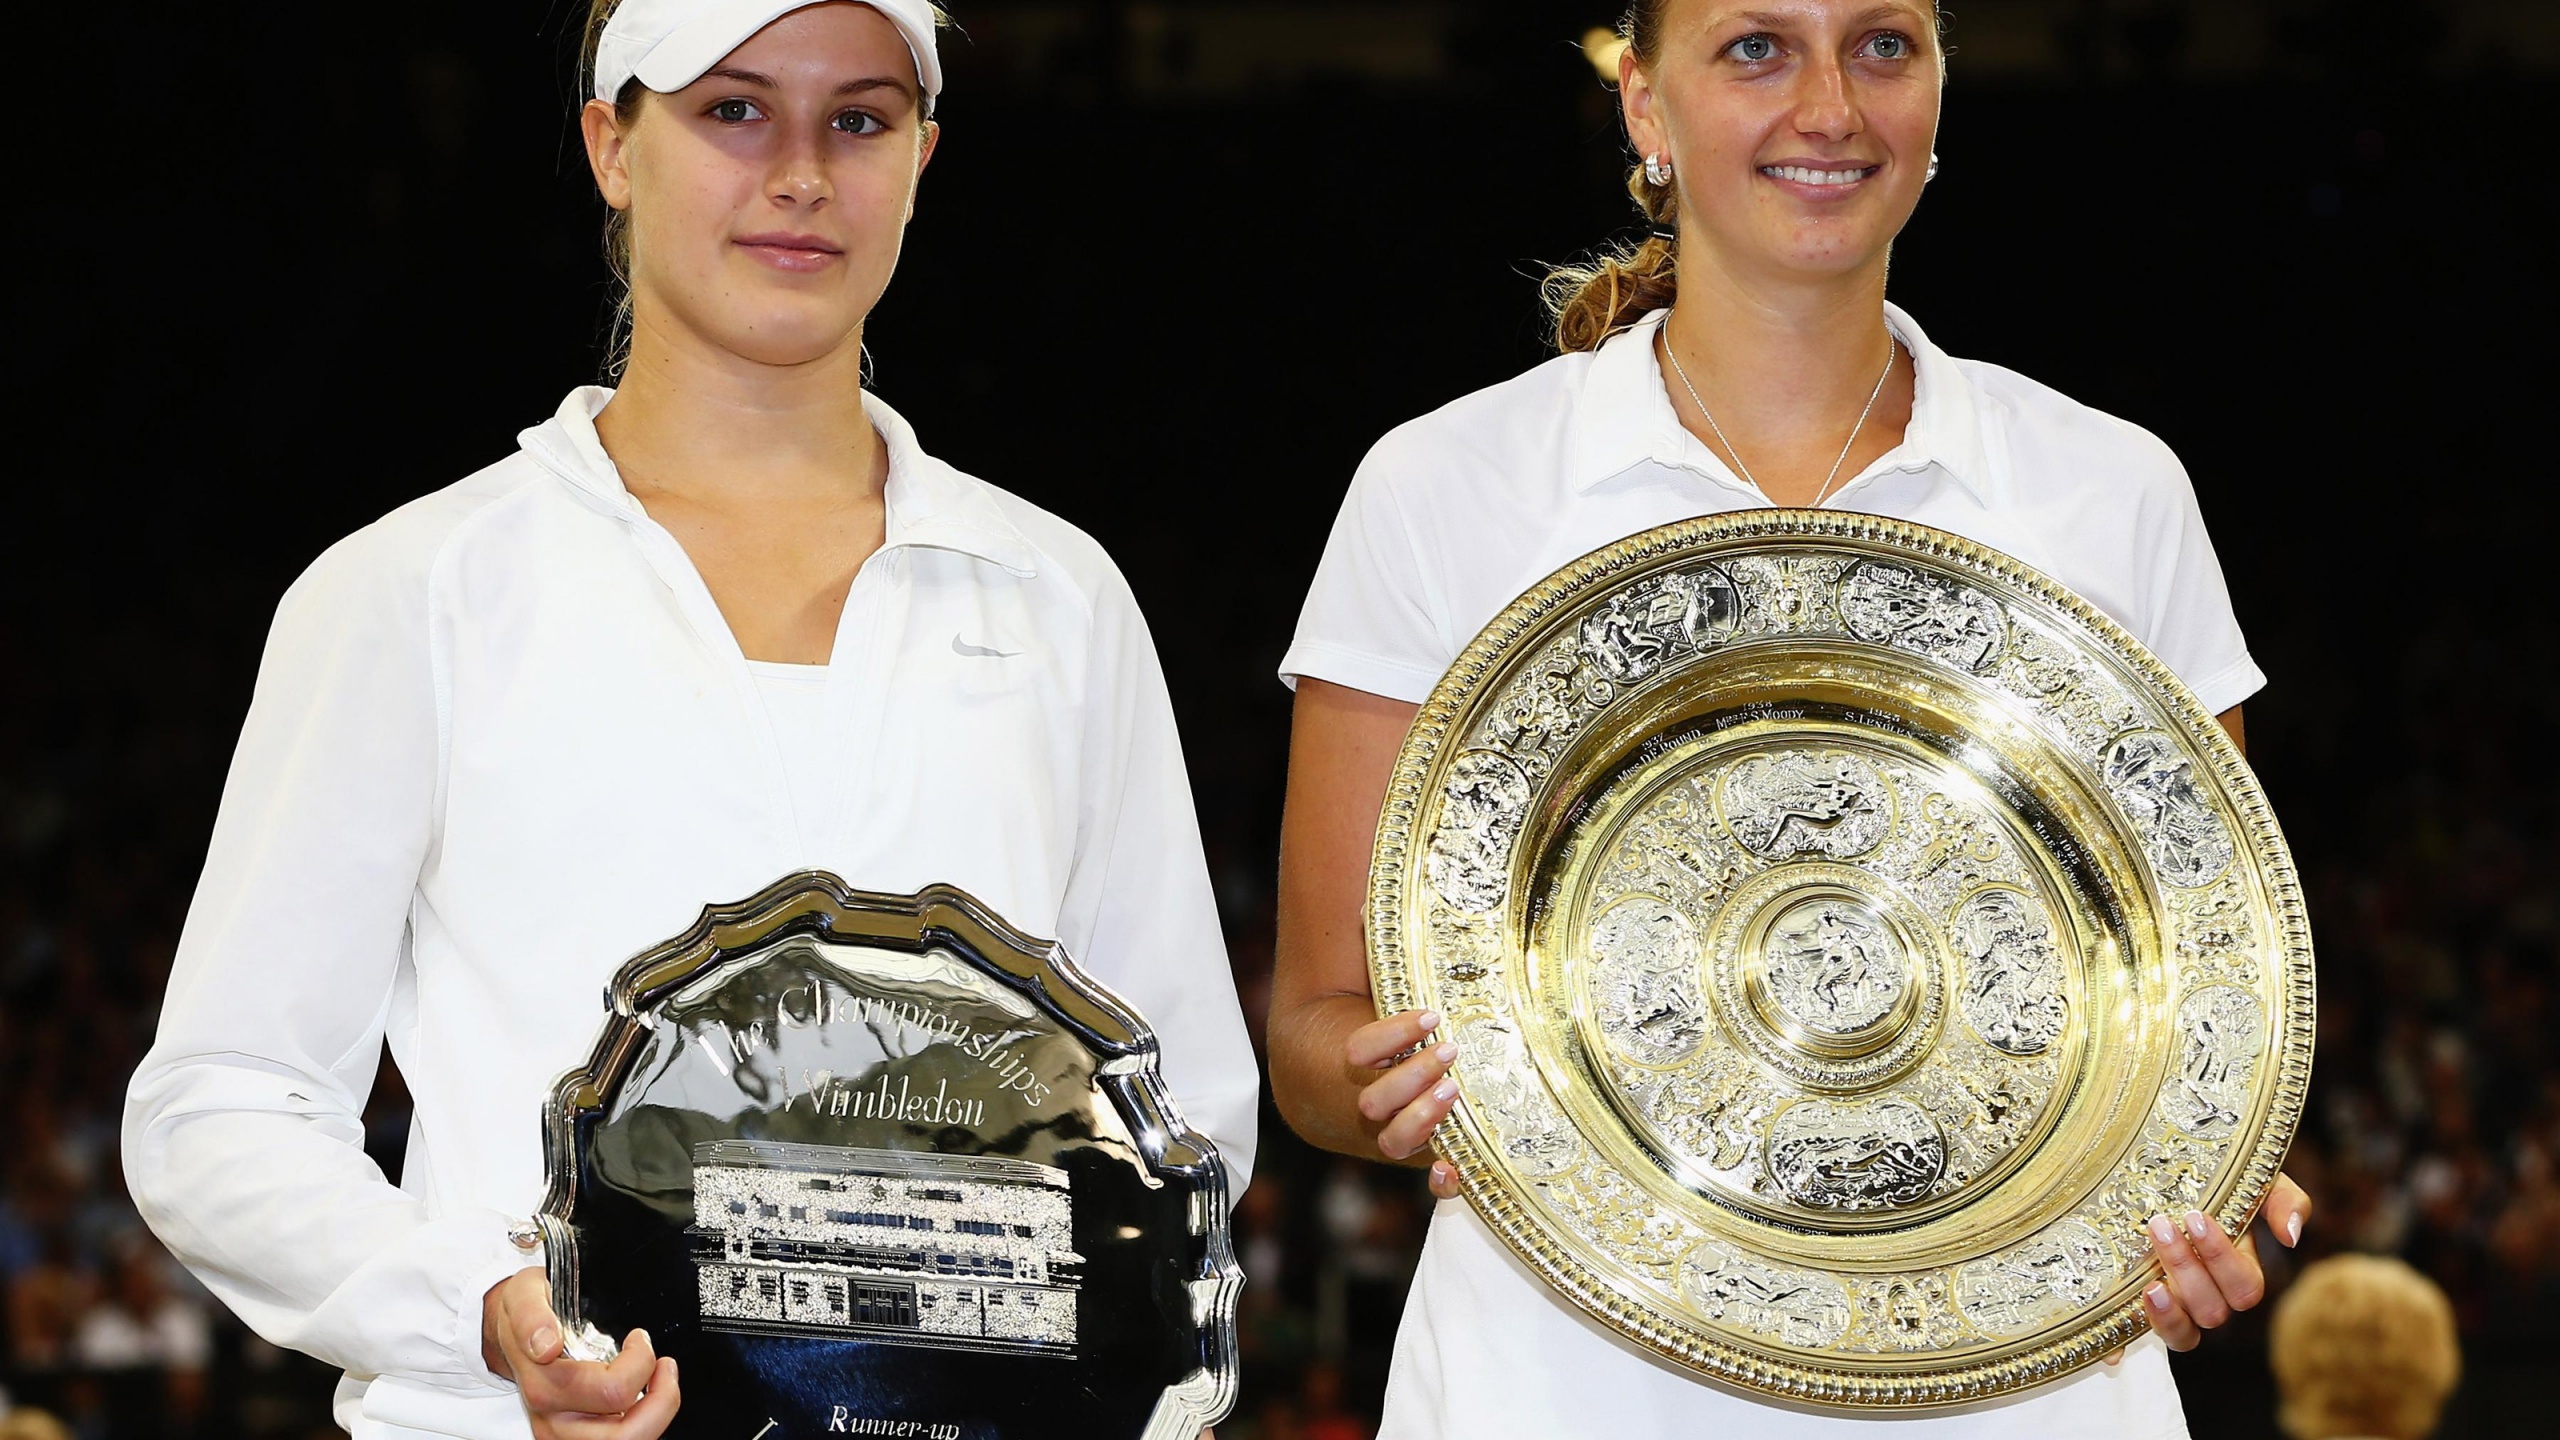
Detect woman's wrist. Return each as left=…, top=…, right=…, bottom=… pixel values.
left=1268, top=991, right=1391, bottom=1157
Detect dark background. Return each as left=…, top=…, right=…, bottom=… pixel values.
left=5, top=2, right=2556, bottom=1437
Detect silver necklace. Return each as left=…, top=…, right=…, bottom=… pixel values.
left=1659, top=324, right=1898, bottom=508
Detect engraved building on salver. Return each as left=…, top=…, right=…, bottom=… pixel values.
left=690, top=1139, right=1084, bottom=1352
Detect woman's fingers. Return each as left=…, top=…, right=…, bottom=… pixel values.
left=1428, top=1160, right=1462, bottom=1200
left=2147, top=1212, right=2247, bottom=1334
left=2143, top=1279, right=2200, bottom=1350
left=614, top=1357, right=679, bottom=1439
left=2181, top=1208, right=2268, bottom=1312
left=543, top=1356, right=676, bottom=1440
left=1346, top=1008, right=1460, bottom=1166
left=1346, top=1009, right=1440, bottom=1069
left=524, top=1331, right=659, bottom=1421
left=1375, top=1068, right=1459, bottom=1160
left=2261, top=1171, right=2312, bottom=1248
left=1356, top=1042, right=1454, bottom=1125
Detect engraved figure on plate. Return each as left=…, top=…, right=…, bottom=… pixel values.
left=1589, top=899, right=1710, bottom=1066
left=1949, top=888, right=2069, bottom=1056
left=1575, top=568, right=1739, bottom=682
left=2161, top=985, right=2264, bottom=1139
left=1765, top=1097, right=1947, bottom=1211
left=1428, top=749, right=1533, bottom=914
left=1760, top=897, right=1907, bottom=1036
left=2103, top=731, right=2236, bottom=888
left=1839, top=561, right=2008, bottom=671
left=1679, top=1240, right=1854, bottom=1349
left=1719, top=750, right=1892, bottom=860
left=1952, top=1220, right=2116, bottom=1337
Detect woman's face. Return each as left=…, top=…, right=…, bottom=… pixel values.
left=583, top=2, right=937, bottom=367
left=1623, top=1, right=1940, bottom=285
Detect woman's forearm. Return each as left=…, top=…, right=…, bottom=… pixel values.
left=1270, top=988, right=1383, bottom=1159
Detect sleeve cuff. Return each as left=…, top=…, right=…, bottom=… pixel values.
left=450, top=1209, right=544, bottom=1390
left=1276, top=639, right=1446, bottom=705
left=2184, top=653, right=2267, bottom=719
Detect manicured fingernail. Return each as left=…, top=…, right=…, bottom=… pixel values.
left=1435, top=1043, right=1458, bottom=1063
left=2147, top=1215, right=2178, bottom=1249
left=1433, top=1078, right=1457, bottom=1102
left=2286, top=1212, right=2303, bottom=1246
left=2184, top=1210, right=2211, bottom=1241
left=1417, top=1010, right=1441, bottom=1030
left=531, top=1324, right=559, bottom=1353
left=2145, top=1283, right=2171, bottom=1313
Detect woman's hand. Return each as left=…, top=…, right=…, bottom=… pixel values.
left=2139, top=1172, right=2312, bottom=1349
left=483, top=1268, right=680, bottom=1439
left=1347, top=1009, right=1465, bottom=1199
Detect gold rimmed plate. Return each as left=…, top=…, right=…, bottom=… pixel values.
left=1367, top=512, right=2311, bottom=1408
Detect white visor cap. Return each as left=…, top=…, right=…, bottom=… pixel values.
left=594, top=0, right=942, bottom=104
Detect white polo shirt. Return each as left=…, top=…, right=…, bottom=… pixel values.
left=126, top=387, right=1259, bottom=1440
left=1280, top=305, right=2261, bottom=1440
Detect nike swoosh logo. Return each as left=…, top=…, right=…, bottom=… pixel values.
left=952, top=634, right=1021, bottom=659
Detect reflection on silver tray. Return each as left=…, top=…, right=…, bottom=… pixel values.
left=536, top=874, right=1237, bottom=1440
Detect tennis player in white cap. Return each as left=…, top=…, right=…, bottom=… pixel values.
left=123, top=5, right=1256, bottom=1439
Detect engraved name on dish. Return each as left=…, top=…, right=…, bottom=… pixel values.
left=1765, top=1097, right=1947, bottom=1211
left=2161, top=985, right=2263, bottom=1140
left=2102, top=731, right=2235, bottom=889
left=1427, top=749, right=1533, bottom=913
left=1839, top=561, right=2009, bottom=671
left=1949, top=888, right=2070, bottom=1056
left=1589, top=899, right=1710, bottom=1066
left=1679, top=1240, right=1855, bottom=1349
left=1719, top=750, right=1892, bottom=860
left=1952, top=1220, right=2117, bottom=1337
left=1759, top=897, right=1908, bottom=1037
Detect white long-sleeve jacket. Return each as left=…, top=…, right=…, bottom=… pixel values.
left=124, top=387, right=1259, bottom=1440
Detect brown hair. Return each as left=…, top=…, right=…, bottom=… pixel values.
left=2269, top=1254, right=2461, bottom=1440
left=1543, top=1, right=1941, bottom=354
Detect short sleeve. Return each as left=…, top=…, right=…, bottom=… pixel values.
left=2131, top=450, right=2265, bottom=717
left=1277, top=440, right=1450, bottom=704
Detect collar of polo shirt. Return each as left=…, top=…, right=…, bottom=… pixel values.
left=1565, top=306, right=1996, bottom=506
left=594, top=0, right=944, bottom=106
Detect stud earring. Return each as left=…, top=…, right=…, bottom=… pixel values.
left=1643, top=152, right=1672, bottom=187
left=1925, top=152, right=1940, bottom=182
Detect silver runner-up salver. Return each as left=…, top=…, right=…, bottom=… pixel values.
left=1367, top=511, right=2313, bottom=1409
left=532, top=874, right=1238, bottom=1439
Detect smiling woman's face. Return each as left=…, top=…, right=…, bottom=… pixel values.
left=583, top=2, right=936, bottom=368
left=1623, top=0, right=1941, bottom=285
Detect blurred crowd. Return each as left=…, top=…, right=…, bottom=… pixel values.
left=2271, top=665, right=2560, bottom=1351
